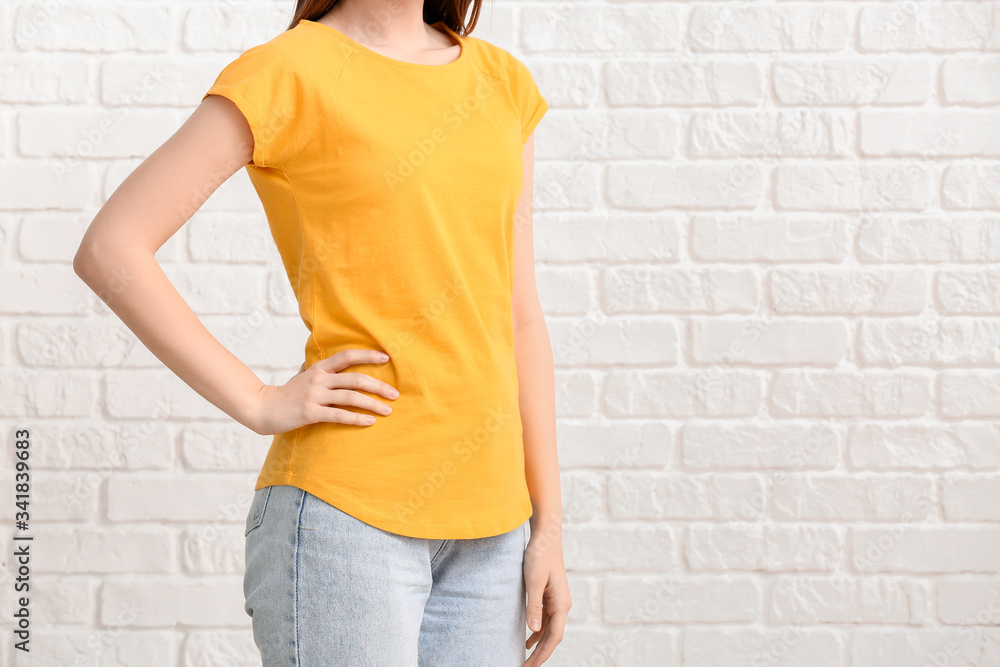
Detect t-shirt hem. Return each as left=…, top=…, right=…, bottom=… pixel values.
left=256, top=471, right=534, bottom=540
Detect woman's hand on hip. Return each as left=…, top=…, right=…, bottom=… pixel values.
left=249, top=348, right=398, bottom=435
left=523, top=523, right=572, bottom=666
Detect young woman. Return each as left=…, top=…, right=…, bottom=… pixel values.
left=73, top=0, right=570, bottom=664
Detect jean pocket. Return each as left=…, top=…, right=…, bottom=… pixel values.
left=245, top=486, right=273, bottom=537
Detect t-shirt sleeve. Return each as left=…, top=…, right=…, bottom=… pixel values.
left=506, top=54, right=548, bottom=144
left=202, top=42, right=313, bottom=169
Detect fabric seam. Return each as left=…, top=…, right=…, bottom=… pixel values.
left=294, top=487, right=306, bottom=666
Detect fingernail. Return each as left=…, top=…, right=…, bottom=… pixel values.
left=364, top=415, right=376, bottom=424
left=529, top=619, right=540, bottom=631
left=379, top=352, right=389, bottom=361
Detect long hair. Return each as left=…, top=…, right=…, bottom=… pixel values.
left=286, top=0, right=483, bottom=36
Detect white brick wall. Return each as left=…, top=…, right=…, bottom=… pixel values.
left=2, top=1, right=1000, bottom=665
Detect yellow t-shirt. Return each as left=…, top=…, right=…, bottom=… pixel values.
left=202, top=19, right=548, bottom=539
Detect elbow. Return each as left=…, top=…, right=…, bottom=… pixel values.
left=73, top=241, right=99, bottom=282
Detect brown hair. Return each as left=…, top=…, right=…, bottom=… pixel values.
left=286, top=0, right=483, bottom=36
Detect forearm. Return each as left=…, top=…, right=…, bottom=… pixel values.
left=74, top=243, right=266, bottom=432
left=514, top=306, right=562, bottom=534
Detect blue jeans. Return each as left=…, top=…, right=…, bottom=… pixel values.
left=243, top=484, right=529, bottom=666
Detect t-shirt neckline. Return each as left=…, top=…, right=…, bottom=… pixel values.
left=298, top=19, right=466, bottom=71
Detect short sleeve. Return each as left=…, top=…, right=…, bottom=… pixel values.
left=202, top=41, right=312, bottom=169
left=506, top=54, right=548, bottom=144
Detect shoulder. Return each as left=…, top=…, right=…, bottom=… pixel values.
left=461, top=34, right=530, bottom=83
left=220, top=22, right=351, bottom=77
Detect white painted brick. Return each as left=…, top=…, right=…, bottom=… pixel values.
left=770, top=371, right=932, bottom=418
left=555, top=370, right=598, bottom=417
left=686, top=525, right=841, bottom=571
left=690, top=217, right=849, bottom=262
left=181, top=526, right=245, bottom=575
left=681, top=422, right=842, bottom=469
left=689, top=110, right=851, bottom=157
left=182, top=5, right=292, bottom=52
left=859, top=319, right=1000, bottom=367
left=181, top=424, right=268, bottom=472
left=601, top=268, right=757, bottom=313
left=101, top=57, right=217, bottom=107
left=0, top=160, right=92, bottom=210
left=609, top=163, right=763, bottom=210
left=942, top=474, right=1000, bottom=521
left=186, top=212, right=273, bottom=263
left=101, top=578, right=246, bottom=627
left=937, top=579, right=1000, bottom=624
left=774, top=163, right=932, bottom=211
left=691, top=318, right=848, bottom=365
left=852, top=527, right=1000, bottom=573
left=535, top=161, right=600, bottom=210
left=770, top=269, right=926, bottom=314
left=33, top=527, right=173, bottom=573
left=604, top=370, right=762, bottom=417
left=20, top=211, right=91, bottom=262
left=849, top=423, right=1000, bottom=470
left=609, top=473, right=765, bottom=520
left=17, top=318, right=161, bottom=367
left=544, top=111, right=677, bottom=160
left=533, top=61, right=600, bottom=108
left=603, top=576, right=760, bottom=623
left=606, top=60, right=762, bottom=107
left=942, top=57, right=1000, bottom=104
left=861, top=111, right=1000, bottom=157
left=942, top=371, right=1000, bottom=417
left=522, top=6, right=681, bottom=52
left=0, top=266, right=96, bottom=314
left=537, top=266, right=595, bottom=315
left=770, top=577, right=931, bottom=624
left=106, top=475, right=253, bottom=522
left=557, top=421, right=671, bottom=469
left=852, top=629, right=1000, bottom=667
left=13, top=4, right=171, bottom=52
left=561, top=472, right=603, bottom=523
left=183, top=630, right=259, bottom=667
left=105, top=370, right=229, bottom=420
left=267, top=270, right=300, bottom=316
left=561, top=627, right=677, bottom=666
left=942, top=164, right=1000, bottom=210
left=937, top=269, right=1000, bottom=313
left=689, top=6, right=849, bottom=52
left=0, top=369, right=94, bottom=417
left=684, top=628, right=843, bottom=667
left=32, top=422, right=174, bottom=471
left=536, top=215, right=681, bottom=263
left=0, top=55, right=88, bottom=103
left=158, top=265, right=264, bottom=314
left=26, top=630, right=176, bottom=666
left=859, top=4, right=1000, bottom=52
left=202, top=314, right=305, bottom=369
left=562, top=525, right=676, bottom=572
left=774, top=59, right=931, bottom=106
left=549, top=317, right=677, bottom=366
left=771, top=475, right=934, bottom=521
left=857, top=218, right=1000, bottom=262
left=32, top=575, right=92, bottom=625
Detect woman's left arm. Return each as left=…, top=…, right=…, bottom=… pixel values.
left=512, top=132, right=572, bottom=666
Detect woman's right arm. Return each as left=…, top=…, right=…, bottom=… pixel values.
left=73, top=95, right=397, bottom=435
